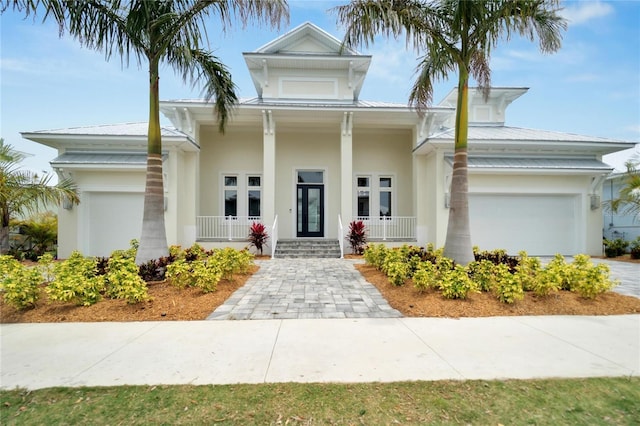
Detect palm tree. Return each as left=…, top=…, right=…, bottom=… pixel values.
left=6, top=0, right=289, bottom=264
left=607, top=157, right=640, bottom=220
left=0, top=139, right=79, bottom=254
left=335, top=0, right=566, bottom=264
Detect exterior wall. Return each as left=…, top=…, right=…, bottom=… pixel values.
left=275, top=128, right=341, bottom=238
left=264, top=68, right=352, bottom=101
left=198, top=125, right=264, bottom=216
left=167, top=149, right=198, bottom=248
left=603, top=177, right=640, bottom=242
left=352, top=129, right=414, bottom=217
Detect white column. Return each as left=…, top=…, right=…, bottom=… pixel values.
left=262, top=110, right=276, bottom=229
left=341, top=112, right=353, bottom=225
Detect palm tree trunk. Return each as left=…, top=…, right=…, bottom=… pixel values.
left=1, top=205, right=11, bottom=255
left=135, top=59, right=169, bottom=264
left=443, top=70, right=475, bottom=265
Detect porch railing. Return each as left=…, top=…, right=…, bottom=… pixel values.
left=338, top=214, right=344, bottom=258
left=355, top=216, right=416, bottom=240
left=271, top=215, right=278, bottom=258
left=196, top=216, right=261, bottom=241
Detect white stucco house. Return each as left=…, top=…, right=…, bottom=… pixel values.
left=22, top=22, right=635, bottom=258
left=603, top=172, right=640, bottom=243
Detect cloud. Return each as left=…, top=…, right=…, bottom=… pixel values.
left=560, top=0, right=614, bottom=26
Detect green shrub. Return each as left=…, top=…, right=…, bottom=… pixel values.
left=568, top=254, right=618, bottom=299
left=105, top=251, right=149, bottom=304
left=514, top=252, right=554, bottom=295
left=0, top=255, right=42, bottom=310
left=191, top=259, right=222, bottom=293
left=212, top=247, right=250, bottom=281
left=439, top=265, right=478, bottom=300
left=603, top=238, right=629, bottom=257
left=630, top=237, right=640, bottom=260
left=385, top=261, right=410, bottom=286
left=492, top=263, right=524, bottom=304
left=166, top=258, right=193, bottom=289
left=363, top=243, right=389, bottom=270
left=467, top=259, right=499, bottom=292
left=47, top=251, right=104, bottom=306
left=413, top=261, right=439, bottom=293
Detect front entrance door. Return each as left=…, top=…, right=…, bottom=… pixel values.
left=297, top=184, right=324, bottom=237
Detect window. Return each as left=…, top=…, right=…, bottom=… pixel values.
left=357, top=176, right=370, bottom=217
left=222, top=173, right=262, bottom=217
left=248, top=176, right=261, bottom=217
left=379, top=177, right=392, bottom=217
left=224, top=175, right=237, bottom=216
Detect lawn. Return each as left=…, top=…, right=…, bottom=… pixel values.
left=2, top=378, right=639, bottom=425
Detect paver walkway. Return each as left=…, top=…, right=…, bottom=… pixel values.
left=207, top=259, right=401, bottom=320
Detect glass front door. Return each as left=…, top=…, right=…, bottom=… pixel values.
left=297, top=184, right=324, bottom=237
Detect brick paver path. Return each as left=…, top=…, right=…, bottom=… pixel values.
left=207, top=259, right=402, bottom=320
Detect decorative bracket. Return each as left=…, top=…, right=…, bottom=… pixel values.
left=342, top=112, right=353, bottom=136
left=262, top=110, right=275, bottom=135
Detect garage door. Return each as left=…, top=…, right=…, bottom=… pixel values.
left=469, top=194, right=578, bottom=256
left=86, top=192, right=144, bottom=257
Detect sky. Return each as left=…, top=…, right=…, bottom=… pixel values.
left=1, top=0, right=639, bottom=178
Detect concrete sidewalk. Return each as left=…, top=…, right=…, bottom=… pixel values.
left=2, top=315, right=638, bottom=390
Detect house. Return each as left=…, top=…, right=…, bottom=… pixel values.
left=22, top=22, right=635, bottom=258
left=603, top=172, right=640, bottom=243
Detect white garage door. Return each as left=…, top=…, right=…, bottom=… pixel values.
left=86, top=192, right=144, bottom=257
left=469, top=194, right=579, bottom=256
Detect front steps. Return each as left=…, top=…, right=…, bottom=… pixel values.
left=273, top=239, right=342, bottom=258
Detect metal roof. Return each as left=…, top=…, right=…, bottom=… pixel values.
left=444, top=156, right=613, bottom=171
left=51, top=152, right=151, bottom=166
left=433, top=125, right=623, bottom=144
left=27, top=122, right=186, bottom=137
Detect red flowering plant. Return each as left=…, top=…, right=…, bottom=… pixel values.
left=347, top=220, right=367, bottom=254
left=248, top=222, right=269, bottom=255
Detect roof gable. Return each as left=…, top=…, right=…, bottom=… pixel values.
left=254, top=22, right=358, bottom=55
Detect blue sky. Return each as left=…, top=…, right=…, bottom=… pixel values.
left=1, top=0, right=639, bottom=177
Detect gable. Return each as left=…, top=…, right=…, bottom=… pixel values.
left=255, top=22, right=357, bottom=56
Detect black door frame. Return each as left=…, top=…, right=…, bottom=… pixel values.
left=297, top=184, right=324, bottom=237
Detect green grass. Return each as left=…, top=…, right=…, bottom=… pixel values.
left=1, top=378, right=638, bottom=425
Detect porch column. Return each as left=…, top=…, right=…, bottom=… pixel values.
left=341, top=112, right=353, bottom=226
left=262, top=110, right=276, bottom=230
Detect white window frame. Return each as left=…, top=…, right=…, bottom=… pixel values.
left=221, top=172, right=262, bottom=217
left=353, top=173, right=396, bottom=218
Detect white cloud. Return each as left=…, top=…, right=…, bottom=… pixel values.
left=560, top=0, right=614, bottom=26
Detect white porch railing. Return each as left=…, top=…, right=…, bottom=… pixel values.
left=355, top=216, right=417, bottom=240
left=338, top=214, right=344, bottom=258
left=271, top=215, right=278, bottom=258
left=196, top=216, right=261, bottom=240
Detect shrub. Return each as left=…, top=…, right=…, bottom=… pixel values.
left=543, top=254, right=572, bottom=291
left=166, top=258, right=193, bottom=289
left=467, top=259, right=499, bottom=292
left=413, top=261, right=439, bottom=293
left=630, top=237, right=640, bottom=260
left=514, top=252, right=549, bottom=295
left=603, top=238, right=629, bottom=258
left=47, top=251, right=104, bottom=306
left=363, top=243, right=388, bottom=270
left=104, top=251, right=150, bottom=304
left=248, top=222, right=269, bottom=255
left=212, top=247, right=250, bottom=281
left=439, top=265, right=478, bottom=300
left=568, top=254, right=618, bottom=299
left=385, top=261, right=410, bottom=286
left=0, top=255, right=42, bottom=310
left=346, top=220, right=367, bottom=254
left=474, top=247, right=520, bottom=272
left=492, top=263, right=524, bottom=304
